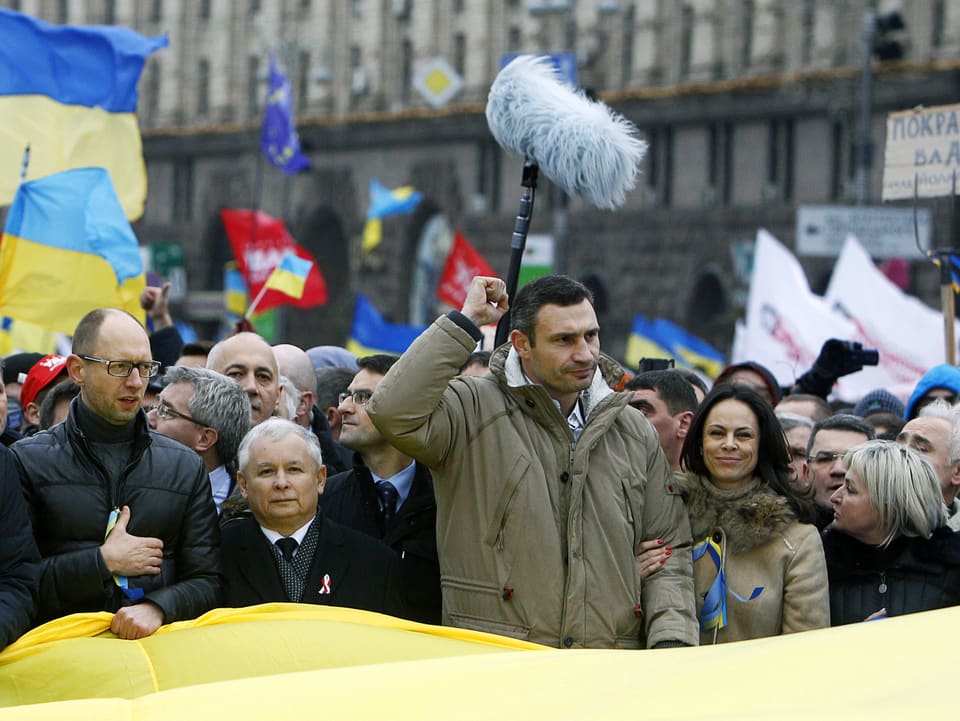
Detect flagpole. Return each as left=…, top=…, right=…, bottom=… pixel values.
left=19, top=145, right=29, bottom=183
left=245, top=282, right=270, bottom=320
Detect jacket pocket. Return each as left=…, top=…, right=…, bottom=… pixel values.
left=483, top=455, right=531, bottom=550
left=443, top=576, right=531, bottom=639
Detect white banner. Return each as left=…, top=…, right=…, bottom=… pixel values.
left=736, top=229, right=956, bottom=403
left=737, top=229, right=856, bottom=390
left=824, top=235, right=956, bottom=401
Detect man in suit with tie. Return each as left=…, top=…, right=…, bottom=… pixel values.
left=321, top=354, right=441, bottom=624
left=221, top=417, right=403, bottom=615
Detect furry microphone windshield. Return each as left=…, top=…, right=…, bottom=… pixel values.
left=486, top=54, right=646, bottom=210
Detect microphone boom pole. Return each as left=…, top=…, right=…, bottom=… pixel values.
left=495, top=160, right=539, bottom=347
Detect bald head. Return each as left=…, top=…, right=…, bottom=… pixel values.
left=273, top=344, right=316, bottom=429
left=207, top=333, right=279, bottom=426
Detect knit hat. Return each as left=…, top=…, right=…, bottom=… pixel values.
left=2, top=352, right=45, bottom=386
left=306, top=345, right=359, bottom=371
left=852, top=389, right=905, bottom=419
left=20, top=355, right=68, bottom=408
left=714, top=361, right=782, bottom=404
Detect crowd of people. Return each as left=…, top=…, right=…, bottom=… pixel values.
left=2, top=274, right=960, bottom=654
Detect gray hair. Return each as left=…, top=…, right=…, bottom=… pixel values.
left=777, top=412, right=815, bottom=433
left=844, top=440, right=946, bottom=547
left=163, top=365, right=251, bottom=468
left=237, top=417, right=324, bottom=473
left=277, top=375, right=300, bottom=421
left=917, top=399, right=960, bottom=464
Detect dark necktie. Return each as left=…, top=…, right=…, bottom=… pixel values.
left=275, top=537, right=298, bottom=563
left=376, top=481, right=399, bottom=524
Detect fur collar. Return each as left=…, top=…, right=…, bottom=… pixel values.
left=679, top=474, right=798, bottom=554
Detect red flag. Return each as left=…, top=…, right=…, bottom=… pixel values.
left=220, top=209, right=327, bottom=312
left=437, top=231, right=495, bottom=308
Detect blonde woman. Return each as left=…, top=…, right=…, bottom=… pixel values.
left=825, top=440, right=960, bottom=625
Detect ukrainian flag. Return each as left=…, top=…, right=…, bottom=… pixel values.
left=263, top=251, right=312, bottom=299
left=650, top=318, right=726, bottom=379
left=362, top=178, right=423, bottom=252
left=0, top=8, right=167, bottom=220
left=0, top=168, right=146, bottom=335
left=346, top=294, right=427, bottom=357
left=624, top=315, right=672, bottom=371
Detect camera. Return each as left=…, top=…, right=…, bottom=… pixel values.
left=836, top=340, right=879, bottom=368
left=637, top=357, right=675, bottom=373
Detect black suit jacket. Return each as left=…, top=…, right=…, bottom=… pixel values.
left=221, top=511, right=404, bottom=616
left=321, top=457, right=441, bottom=624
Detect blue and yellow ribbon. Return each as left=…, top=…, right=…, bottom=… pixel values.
left=693, top=535, right=764, bottom=632
left=104, top=508, right=145, bottom=601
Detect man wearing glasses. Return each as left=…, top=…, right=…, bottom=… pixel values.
left=12, top=309, right=223, bottom=639
left=147, top=366, right=251, bottom=515
left=803, top=414, right=876, bottom=530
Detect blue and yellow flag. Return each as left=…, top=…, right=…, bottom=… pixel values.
left=261, top=55, right=310, bottom=175
left=362, top=178, right=423, bottom=252
left=263, top=251, right=312, bottom=299
left=346, top=294, right=427, bottom=357
left=0, top=168, right=146, bottom=335
left=650, top=318, right=726, bottom=379
left=0, top=8, right=167, bottom=220
left=224, top=262, right=249, bottom=317
left=624, top=315, right=673, bottom=371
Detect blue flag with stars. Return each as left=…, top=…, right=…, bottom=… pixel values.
left=261, top=55, right=310, bottom=174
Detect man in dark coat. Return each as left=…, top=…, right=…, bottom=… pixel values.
left=222, top=418, right=402, bottom=616
left=13, top=309, right=222, bottom=639
left=0, top=444, right=39, bottom=649
left=321, top=354, right=441, bottom=624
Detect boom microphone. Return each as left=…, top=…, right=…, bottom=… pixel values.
left=486, top=54, right=646, bottom=211
left=486, top=55, right=646, bottom=345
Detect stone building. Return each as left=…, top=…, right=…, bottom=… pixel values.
left=4, top=0, right=959, bottom=364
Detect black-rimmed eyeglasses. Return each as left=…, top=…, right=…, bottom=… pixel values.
left=79, top=355, right=160, bottom=378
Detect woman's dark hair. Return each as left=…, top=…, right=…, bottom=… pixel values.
left=681, top=382, right=814, bottom=522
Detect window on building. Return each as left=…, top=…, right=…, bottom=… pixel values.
left=933, top=0, right=945, bottom=47
left=200, top=0, right=212, bottom=20
left=680, top=4, right=694, bottom=78
left=401, top=39, right=413, bottom=104
left=801, top=0, right=815, bottom=65
left=197, top=58, right=210, bottom=117
left=249, top=0, right=260, bottom=17
left=247, top=55, right=260, bottom=118
left=508, top=25, right=521, bottom=52
left=741, top=0, right=754, bottom=69
left=151, top=0, right=163, bottom=23
left=57, top=0, right=68, bottom=24
left=453, top=33, right=466, bottom=76
left=298, top=50, right=310, bottom=109
left=765, top=119, right=795, bottom=202
left=144, top=61, right=161, bottom=126
left=453, top=0, right=465, bottom=12
left=830, top=118, right=847, bottom=201
left=621, top=2, right=635, bottom=86
left=645, top=126, right=674, bottom=207
left=104, top=0, right=115, bottom=24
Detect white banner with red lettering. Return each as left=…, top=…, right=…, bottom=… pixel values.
left=735, top=229, right=954, bottom=402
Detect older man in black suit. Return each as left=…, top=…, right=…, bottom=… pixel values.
left=221, top=418, right=402, bottom=615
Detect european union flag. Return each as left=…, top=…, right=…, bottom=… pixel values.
left=261, top=55, right=310, bottom=175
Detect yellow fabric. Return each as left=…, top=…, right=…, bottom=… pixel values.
left=0, top=319, right=57, bottom=356
left=362, top=218, right=382, bottom=252
left=0, top=604, right=956, bottom=719
left=0, top=95, right=147, bottom=220
left=0, top=233, right=146, bottom=335
left=0, top=604, right=540, bottom=708
left=263, top=267, right=307, bottom=299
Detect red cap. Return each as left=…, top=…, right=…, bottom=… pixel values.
left=20, top=354, right=68, bottom=408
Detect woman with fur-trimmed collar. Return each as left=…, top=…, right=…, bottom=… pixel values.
left=677, top=383, right=830, bottom=644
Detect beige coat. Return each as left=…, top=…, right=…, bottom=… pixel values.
left=368, top=315, right=699, bottom=649
left=681, top=475, right=830, bottom=644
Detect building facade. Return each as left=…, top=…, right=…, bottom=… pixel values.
left=4, top=0, right=960, bottom=364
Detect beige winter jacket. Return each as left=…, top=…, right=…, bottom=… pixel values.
left=681, top=474, right=830, bottom=644
left=367, top=314, right=698, bottom=649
